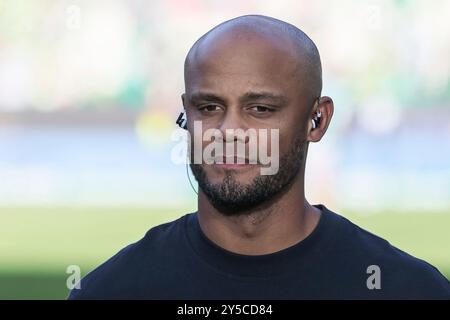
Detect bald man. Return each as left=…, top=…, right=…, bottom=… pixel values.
left=69, top=15, right=449, bottom=300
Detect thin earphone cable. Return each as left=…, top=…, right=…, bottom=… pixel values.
left=186, top=162, right=198, bottom=195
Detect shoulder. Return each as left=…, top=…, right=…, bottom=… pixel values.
left=324, top=207, right=450, bottom=299
left=67, top=213, right=191, bottom=299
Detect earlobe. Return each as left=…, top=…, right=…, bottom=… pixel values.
left=307, top=120, right=315, bottom=141
left=181, top=93, right=186, bottom=108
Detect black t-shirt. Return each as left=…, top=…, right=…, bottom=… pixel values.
left=68, top=204, right=450, bottom=299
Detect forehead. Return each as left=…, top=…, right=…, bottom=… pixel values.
left=185, top=29, right=303, bottom=93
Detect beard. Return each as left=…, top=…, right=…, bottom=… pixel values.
left=190, top=135, right=306, bottom=216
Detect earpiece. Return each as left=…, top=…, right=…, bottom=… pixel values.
left=311, top=109, right=321, bottom=130
left=311, top=96, right=322, bottom=130
left=176, top=111, right=187, bottom=130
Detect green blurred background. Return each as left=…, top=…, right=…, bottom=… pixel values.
left=0, top=0, right=449, bottom=299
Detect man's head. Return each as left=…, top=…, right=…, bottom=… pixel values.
left=182, top=15, right=333, bottom=215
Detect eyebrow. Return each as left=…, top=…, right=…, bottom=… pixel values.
left=188, top=92, right=226, bottom=105
left=239, top=91, right=288, bottom=105
left=188, top=91, right=288, bottom=106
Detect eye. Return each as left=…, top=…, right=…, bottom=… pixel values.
left=198, top=104, right=222, bottom=113
left=249, top=105, right=275, bottom=113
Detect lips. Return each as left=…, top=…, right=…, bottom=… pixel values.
left=208, top=156, right=258, bottom=171
left=202, top=155, right=258, bottom=166
left=221, top=156, right=248, bottom=164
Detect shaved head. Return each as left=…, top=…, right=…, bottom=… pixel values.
left=184, top=14, right=322, bottom=107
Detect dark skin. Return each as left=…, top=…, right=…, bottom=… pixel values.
left=181, top=18, right=334, bottom=255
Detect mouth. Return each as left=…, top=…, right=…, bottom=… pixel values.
left=210, top=156, right=257, bottom=170
left=214, top=163, right=250, bottom=169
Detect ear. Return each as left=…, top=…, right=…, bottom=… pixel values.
left=307, top=96, right=334, bottom=143
left=181, top=93, right=186, bottom=108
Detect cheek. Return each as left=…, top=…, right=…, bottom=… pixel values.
left=279, top=114, right=309, bottom=145
left=262, top=110, right=305, bottom=152
left=261, top=129, right=292, bottom=159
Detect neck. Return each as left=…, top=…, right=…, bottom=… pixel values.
left=197, top=173, right=321, bottom=255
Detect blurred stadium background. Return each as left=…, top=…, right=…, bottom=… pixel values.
left=0, top=0, right=449, bottom=299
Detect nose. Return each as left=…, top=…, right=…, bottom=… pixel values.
left=218, top=107, right=248, bottom=143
